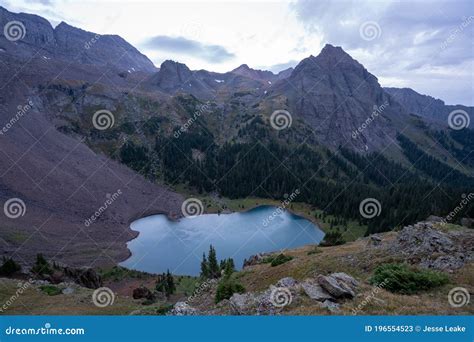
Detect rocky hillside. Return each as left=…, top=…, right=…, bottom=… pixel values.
left=0, top=220, right=472, bottom=315
left=0, top=6, right=182, bottom=267
left=385, top=87, right=474, bottom=128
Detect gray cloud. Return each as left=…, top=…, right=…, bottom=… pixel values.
left=143, top=35, right=235, bottom=63
left=266, top=60, right=298, bottom=73
left=292, top=0, right=474, bottom=105
left=25, top=0, right=53, bottom=5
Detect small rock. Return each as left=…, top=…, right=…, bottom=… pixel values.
left=276, top=277, right=298, bottom=288
left=368, top=234, right=382, bottom=246
left=169, top=302, right=197, bottom=316
left=62, top=287, right=75, bottom=295
left=319, top=299, right=340, bottom=313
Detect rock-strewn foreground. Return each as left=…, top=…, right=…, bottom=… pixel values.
left=0, top=221, right=472, bottom=315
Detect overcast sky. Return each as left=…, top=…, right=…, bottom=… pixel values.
left=1, top=0, right=473, bottom=105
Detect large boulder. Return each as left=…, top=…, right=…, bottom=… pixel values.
left=63, top=267, right=102, bottom=289
left=301, top=279, right=333, bottom=301
left=316, top=273, right=357, bottom=299
left=331, top=272, right=359, bottom=290
left=132, top=286, right=154, bottom=300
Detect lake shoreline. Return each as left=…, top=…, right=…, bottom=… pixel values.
left=120, top=204, right=325, bottom=276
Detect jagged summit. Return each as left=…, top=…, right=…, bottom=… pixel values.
left=231, top=63, right=275, bottom=81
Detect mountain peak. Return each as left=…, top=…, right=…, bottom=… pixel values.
left=317, top=44, right=355, bottom=64
left=320, top=43, right=346, bottom=55
left=232, top=64, right=252, bottom=72
left=154, top=60, right=193, bottom=90
left=231, top=64, right=275, bottom=81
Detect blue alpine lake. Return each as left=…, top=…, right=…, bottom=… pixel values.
left=120, top=205, right=325, bottom=275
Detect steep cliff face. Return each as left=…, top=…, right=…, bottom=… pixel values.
left=268, top=44, right=408, bottom=150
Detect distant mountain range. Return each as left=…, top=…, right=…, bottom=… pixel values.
left=0, top=6, right=472, bottom=267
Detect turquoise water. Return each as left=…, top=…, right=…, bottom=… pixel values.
left=120, top=205, right=324, bottom=275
